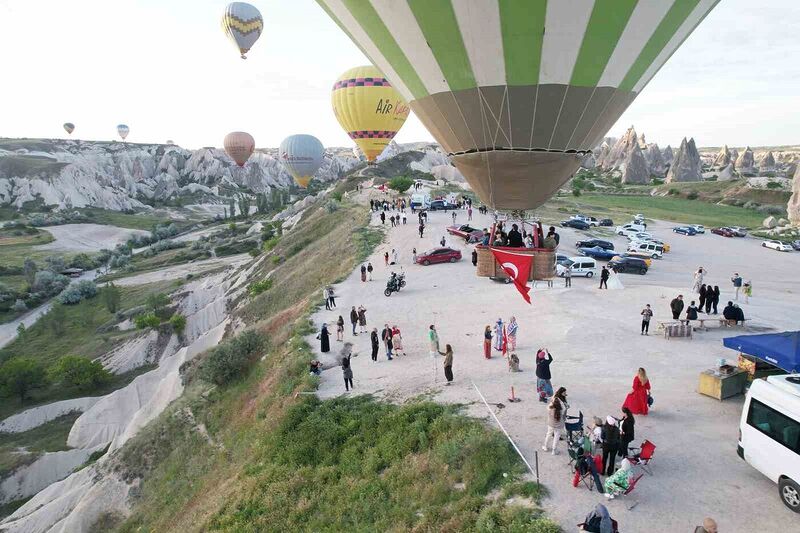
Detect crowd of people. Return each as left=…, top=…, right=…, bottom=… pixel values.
left=667, top=268, right=749, bottom=325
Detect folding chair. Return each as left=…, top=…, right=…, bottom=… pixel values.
left=628, top=439, right=656, bottom=475
left=623, top=473, right=644, bottom=496
left=565, top=410, right=584, bottom=443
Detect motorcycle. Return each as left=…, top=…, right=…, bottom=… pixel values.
left=384, top=271, right=406, bottom=297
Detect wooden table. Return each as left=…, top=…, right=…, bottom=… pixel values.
left=698, top=368, right=748, bottom=400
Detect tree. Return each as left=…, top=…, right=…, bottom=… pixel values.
left=48, top=355, right=111, bottom=391
left=69, top=253, right=95, bottom=270
left=45, top=255, right=66, bottom=274
left=229, top=197, right=237, bottom=220
left=146, top=293, right=170, bottom=318
left=48, top=304, right=67, bottom=336
left=237, top=194, right=252, bottom=220
left=169, top=313, right=186, bottom=335
left=256, top=193, right=268, bottom=214
left=23, top=258, right=37, bottom=287
left=388, top=176, right=414, bottom=193
left=0, top=357, right=48, bottom=404
left=13, top=299, right=27, bottom=313
left=16, top=322, right=25, bottom=336
left=135, top=313, right=161, bottom=329
left=103, top=283, right=121, bottom=313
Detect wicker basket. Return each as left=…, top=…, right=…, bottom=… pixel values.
left=475, top=246, right=556, bottom=280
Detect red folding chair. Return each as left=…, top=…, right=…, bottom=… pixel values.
left=628, top=439, right=656, bottom=475
left=623, top=473, right=644, bottom=495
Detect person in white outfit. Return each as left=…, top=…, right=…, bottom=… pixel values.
left=542, top=387, right=569, bottom=455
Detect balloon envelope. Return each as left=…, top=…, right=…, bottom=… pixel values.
left=63, top=123, right=75, bottom=134
left=224, top=131, right=255, bottom=167
left=117, top=124, right=129, bottom=140
left=331, top=65, right=409, bottom=162
left=222, top=2, right=264, bottom=59
left=317, top=1, right=718, bottom=210
left=279, top=134, right=325, bottom=188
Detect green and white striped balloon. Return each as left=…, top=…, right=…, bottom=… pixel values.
left=317, top=0, right=719, bottom=210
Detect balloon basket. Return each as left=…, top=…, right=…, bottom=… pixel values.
left=475, top=246, right=555, bottom=281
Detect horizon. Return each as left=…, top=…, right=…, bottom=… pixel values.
left=0, top=0, right=797, bottom=149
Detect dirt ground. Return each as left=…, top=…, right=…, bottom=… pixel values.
left=308, top=188, right=800, bottom=533
left=35, top=223, right=148, bottom=252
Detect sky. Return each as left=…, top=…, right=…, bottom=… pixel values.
left=0, top=0, right=797, bottom=150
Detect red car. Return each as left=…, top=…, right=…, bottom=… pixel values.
left=446, top=224, right=484, bottom=243
left=711, top=227, right=734, bottom=237
left=416, top=247, right=462, bottom=266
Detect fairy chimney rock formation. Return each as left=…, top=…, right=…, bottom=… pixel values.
left=736, top=147, right=755, bottom=174
left=603, top=126, right=639, bottom=170
left=665, top=137, right=702, bottom=183
left=714, top=145, right=732, bottom=168
left=717, top=163, right=737, bottom=181
left=662, top=145, right=674, bottom=165
left=645, top=143, right=666, bottom=177
left=621, top=142, right=650, bottom=184
left=788, top=164, right=800, bottom=226
left=759, top=151, right=776, bottom=171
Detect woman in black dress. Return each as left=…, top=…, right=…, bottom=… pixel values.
left=342, top=353, right=353, bottom=391
left=618, top=407, right=635, bottom=458
left=319, top=323, right=330, bottom=353
left=370, top=328, right=379, bottom=362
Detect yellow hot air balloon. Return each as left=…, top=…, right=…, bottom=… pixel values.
left=331, top=66, right=409, bottom=162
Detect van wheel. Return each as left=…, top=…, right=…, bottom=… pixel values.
left=586, top=271, right=594, bottom=278
left=780, top=478, right=800, bottom=512
left=652, top=254, right=658, bottom=259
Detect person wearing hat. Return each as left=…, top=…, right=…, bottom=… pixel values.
left=535, top=349, right=554, bottom=403
left=601, top=415, right=621, bottom=476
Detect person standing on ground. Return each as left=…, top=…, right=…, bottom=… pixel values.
left=323, top=287, right=331, bottom=310
left=429, top=325, right=440, bottom=382
left=384, top=251, right=389, bottom=266
left=391, top=249, right=398, bottom=265
left=493, top=318, right=504, bottom=351
left=391, top=325, right=405, bottom=356
left=483, top=325, right=492, bottom=359
left=370, top=328, right=379, bottom=362
left=367, top=262, right=373, bottom=281
left=543, top=387, right=568, bottom=455
left=380, top=211, right=386, bottom=225
left=507, top=316, right=518, bottom=351
left=692, top=267, right=705, bottom=293
left=336, top=315, right=344, bottom=342
left=601, top=416, right=620, bottom=476
left=412, top=248, right=417, bottom=264
left=686, top=300, right=699, bottom=321
left=640, top=304, right=653, bottom=335
left=342, top=353, right=353, bottom=392
left=360, top=264, right=367, bottom=282
left=328, top=288, right=336, bottom=309
left=419, top=222, right=425, bottom=238
left=318, top=323, right=330, bottom=353
left=467, top=207, right=473, bottom=221
left=451, top=211, right=457, bottom=224
left=440, top=235, right=446, bottom=247
left=390, top=214, right=395, bottom=227
left=731, top=272, right=743, bottom=300
left=670, top=295, right=684, bottom=320
left=358, top=305, right=367, bottom=333
left=618, top=407, right=635, bottom=458
left=349, top=306, right=358, bottom=336
left=442, top=344, right=454, bottom=385
left=564, top=263, right=572, bottom=287
left=711, top=285, right=720, bottom=314
left=381, top=323, right=393, bottom=360
left=622, top=368, right=651, bottom=415
left=402, top=213, right=407, bottom=225
left=599, top=266, right=609, bottom=289
left=698, top=284, right=707, bottom=313
left=704, top=285, right=713, bottom=313
left=535, top=349, right=553, bottom=403
left=743, top=280, right=752, bottom=303
left=471, top=248, right=478, bottom=267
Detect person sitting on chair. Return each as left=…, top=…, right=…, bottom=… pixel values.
left=603, top=458, right=633, bottom=499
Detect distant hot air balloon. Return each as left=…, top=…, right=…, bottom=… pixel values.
left=166, top=140, right=174, bottom=145
left=224, top=131, right=255, bottom=167
left=117, top=124, right=129, bottom=141
left=331, top=65, right=409, bottom=163
left=63, top=123, right=75, bottom=135
left=317, top=1, right=719, bottom=211
left=279, top=134, right=325, bottom=188
left=222, top=2, right=264, bottom=59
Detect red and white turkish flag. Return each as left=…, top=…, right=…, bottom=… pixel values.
left=490, top=248, right=532, bottom=304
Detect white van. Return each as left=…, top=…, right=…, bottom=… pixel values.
left=615, top=223, right=647, bottom=236
left=556, top=256, right=598, bottom=278
left=410, top=193, right=431, bottom=209
left=627, top=241, right=663, bottom=259
left=738, top=374, right=800, bottom=512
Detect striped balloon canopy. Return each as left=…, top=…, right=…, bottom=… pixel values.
left=63, top=123, right=75, bottom=135
left=331, top=65, right=410, bottom=162
left=317, top=0, right=719, bottom=210
left=117, top=124, right=129, bottom=141
left=279, top=134, right=325, bottom=188
left=222, top=2, right=264, bottom=59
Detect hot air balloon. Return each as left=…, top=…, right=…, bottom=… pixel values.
left=222, top=2, right=264, bottom=59
left=317, top=1, right=718, bottom=211
left=331, top=65, right=410, bottom=162
left=224, top=131, right=255, bottom=167
left=117, top=124, right=129, bottom=141
left=63, top=123, right=75, bottom=135
left=279, top=134, right=325, bottom=188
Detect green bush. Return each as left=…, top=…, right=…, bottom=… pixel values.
left=668, top=188, right=680, bottom=195
left=169, top=314, right=187, bottom=335
left=687, top=191, right=699, bottom=200
left=0, top=357, right=48, bottom=403
left=388, top=176, right=414, bottom=193
left=135, top=313, right=161, bottom=329
left=248, top=279, right=273, bottom=297
left=766, top=181, right=783, bottom=189
left=200, top=330, right=265, bottom=385
left=48, top=355, right=111, bottom=391
left=572, top=187, right=581, bottom=197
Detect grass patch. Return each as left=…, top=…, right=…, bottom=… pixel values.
left=0, top=412, right=80, bottom=477
left=0, top=227, right=54, bottom=246
left=75, top=208, right=176, bottom=231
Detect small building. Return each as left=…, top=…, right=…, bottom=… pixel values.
left=61, top=268, right=84, bottom=278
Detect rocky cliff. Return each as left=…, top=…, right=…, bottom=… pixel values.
left=621, top=142, right=650, bottom=184
left=644, top=143, right=667, bottom=177
left=789, top=164, right=800, bottom=226
left=736, top=147, right=756, bottom=174
left=759, top=151, right=776, bottom=171
left=713, top=145, right=733, bottom=169
left=666, top=137, right=702, bottom=183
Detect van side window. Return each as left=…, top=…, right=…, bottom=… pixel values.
left=748, top=399, right=800, bottom=454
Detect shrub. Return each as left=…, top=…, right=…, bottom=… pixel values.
left=766, top=181, right=783, bottom=189
left=69, top=253, right=95, bottom=270
left=200, top=330, right=265, bottom=385
left=48, top=355, right=111, bottom=391
left=103, top=283, right=121, bottom=313
left=571, top=187, right=581, bottom=197
left=248, top=248, right=261, bottom=257
left=668, top=188, right=680, bottom=195
left=135, top=313, right=161, bottom=329
left=325, top=199, right=340, bottom=213
left=13, top=299, right=27, bottom=312
left=756, top=204, right=787, bottom=216
left=263, top=236, right=280, bottom=251
left=0, top=357, right=48, bottom=403
left=147, top=293, right=171, bottom=317
left=57, top=280, right=97, bottom=304
left=388, top=176, right=414, bottom=193
left=686, top=191, right=699, bottom=200
left=248, top=279, right=273, bottom=297
left=743, top=200, right=760, bottom=209
left=32, top=270, right=70, bottom=295
left=169, top=313, right=187, bottom=335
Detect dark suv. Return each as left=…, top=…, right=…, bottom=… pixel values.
left=575, top=238, right=614, bottom=250
left=429, top=200, right=455, bottom=211
left=608, top=256, right=648, bottom=275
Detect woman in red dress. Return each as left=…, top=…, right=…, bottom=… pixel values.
left=622, top=368, right=651, bottom=415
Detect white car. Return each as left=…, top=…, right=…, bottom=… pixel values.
left=628, top=231, right=653, bottom=241
left=556, top=256, right=598, bottom=277
left=730, top=226, right=748, bottom=236
left=762, top=240, right=793, bottom=252
left=616, top=223, right=647, bottom=236
left=690, top=224, right=706, bottom=234
left=633, top=213, right=645, bottom=222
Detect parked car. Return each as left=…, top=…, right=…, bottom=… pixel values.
left=628, top=231, right=653, bottom=241
left=608, top=256, right=649, bottom=274
left=598, top=218, right=614, bottom=227
left=689, top=224, right=706, bottom=234
left=446, top=224, right=483, bottom=243
left=627, top=241, right=664, bottom=259
left=416, top=247, right=462, bottom=265
left=791, top=240, right=800, bottom=251
left=729, top=226, right=748, bottom=237
left=560, top=219, right=590, bottom=230
left=578, top=246, right=617, bottom=260
left=762, top=240, right=793, bottom=252
left=711, top=227, right=735, bottom=237
left=556, top=256, right=598, bottom=277
left=571, top=214, right=599, bottom=226
left=615, top=223, right=647, bottom=235
left=633, top=214, right=645, bottom=223
left=575, top=238, right=614, bottom=250
left=428, top=200, right=456, bottom=211
left=673, top=226, right=698, bottom=236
